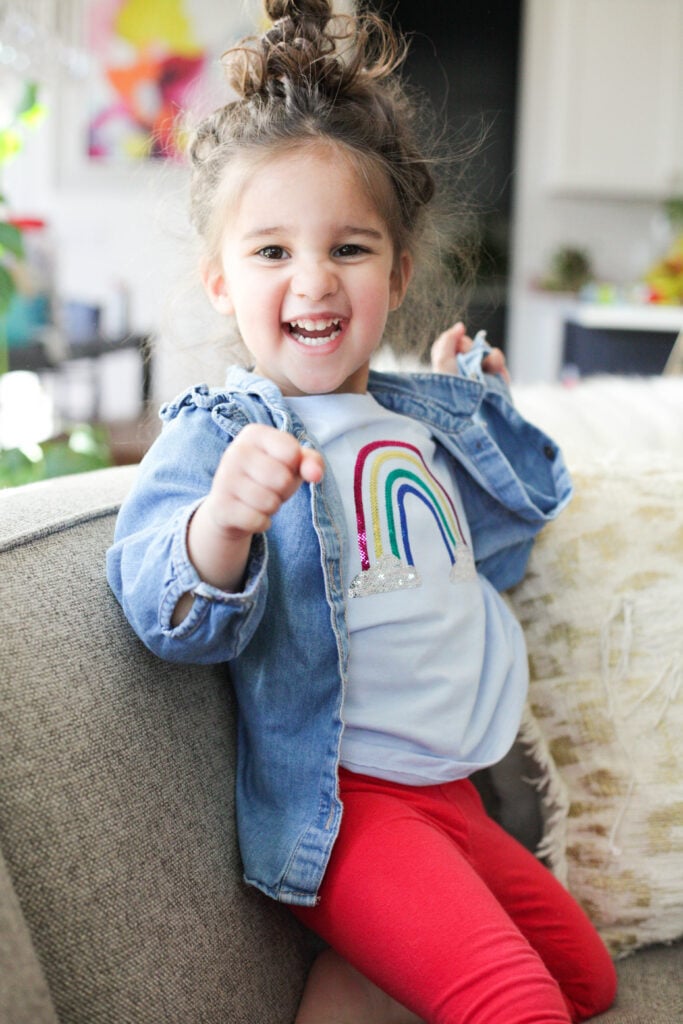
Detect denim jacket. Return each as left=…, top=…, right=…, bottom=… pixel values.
left=107, top=344, right=572, bottom=906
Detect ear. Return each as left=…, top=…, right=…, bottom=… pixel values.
left=201, top=258, right=234, bottom=316
left=389, top=251, right=413, bottom=311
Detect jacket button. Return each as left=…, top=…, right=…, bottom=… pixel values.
left=543, top=444, right=555, bottom=460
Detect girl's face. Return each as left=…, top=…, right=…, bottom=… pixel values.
left=202, top=143, right=412, bottom=396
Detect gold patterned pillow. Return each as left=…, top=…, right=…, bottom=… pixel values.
left=507, top=460, right=683, bottom=957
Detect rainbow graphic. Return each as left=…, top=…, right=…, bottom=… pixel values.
left=349, top=439, right=475, bottom=598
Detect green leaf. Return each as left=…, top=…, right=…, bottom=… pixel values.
left=0, top=221, right=24, bottom=259
left=0, top=427, right=113, bottom=489
left=18, top=81, right=39, bottom=116
left=42, top=431, right=112, bottom=478
left=18, top=83, right=47, bottom=129
left=0, top=447, right=45, bottom=489
left=0, top=264, right=16, bottom=313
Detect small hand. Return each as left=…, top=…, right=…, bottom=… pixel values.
left=206, top=423, right=325, bottom=539
left=179, top=424, right=325, bottom=604
left=430, top=321, right=510, bottom=383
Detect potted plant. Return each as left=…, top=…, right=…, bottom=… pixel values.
left=0, top=81, right=111, bottom=487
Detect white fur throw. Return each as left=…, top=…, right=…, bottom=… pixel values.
left=512, top=375, right=683, bottom=468
left=507, top=450, right=683, bottom=956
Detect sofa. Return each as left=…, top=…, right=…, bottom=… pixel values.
left=1, top=375, right=682, bottom=1024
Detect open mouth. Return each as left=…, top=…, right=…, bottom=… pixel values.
left=287, top=318, right=343, bottom=347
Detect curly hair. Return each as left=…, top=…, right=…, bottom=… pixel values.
left=186, top=0, right=475, bottom=357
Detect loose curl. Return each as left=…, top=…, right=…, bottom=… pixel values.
left=187, top=0, right=476, bottom=358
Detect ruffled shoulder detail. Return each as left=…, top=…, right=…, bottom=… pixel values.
left=159, top=384, right=236, bottom=421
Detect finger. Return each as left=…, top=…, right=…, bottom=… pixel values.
left=228, top=426, right=304, bottom=491
left=229, top=430, right=323, bottom=508
left=482, top=349, right=511, bottom=383
left=240, top=446, right=302, bottom=497
left=230, top=473, right=291, bottom=518
left=254, top=436, right=325, bottom=496
left=209, top=428, right=293, bottom=520
left=431, top=328, right=459, bottom=373
left=237, top=447, right=322, bottom=520
left=299, top=449, right=325, bottom=484
left=244, top=427, right=324, bottom=489
left=431, top=322, right=469, bottom=373
left=243, top=423, right=304, bottom=473
left=229, top=448, right=321, bottom=527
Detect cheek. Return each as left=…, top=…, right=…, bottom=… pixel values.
left=231, top=269, right=273, bottom=310
left=357, top=276, right=396, bottom=325
left=232, top=278, right=285, bottom=337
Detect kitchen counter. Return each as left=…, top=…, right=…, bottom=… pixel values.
left=567, top=303, right=683, bottom=332
left=508, top=292, right=682, bottom=383
left=563, top=303, right=681, bottom=377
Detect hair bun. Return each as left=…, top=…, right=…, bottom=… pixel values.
left=265, top=0, right=332, bottom=27
left=225, top=0, right=404, bottom=105
left=225, top=0, right=347, bottom=102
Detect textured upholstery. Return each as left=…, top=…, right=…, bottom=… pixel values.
left=0, top=468, right=313, bottom=1024
left=0, top=450, right=681, bottom=1022
left=0, top=846, right=58, bottom=1024
left=593, top=942, right=683, bottom=1023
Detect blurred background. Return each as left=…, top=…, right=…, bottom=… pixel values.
left=1, top=0, right=682, bottom=484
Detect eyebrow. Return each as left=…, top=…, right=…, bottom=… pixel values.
left=242, top=225, right=386, bottom=240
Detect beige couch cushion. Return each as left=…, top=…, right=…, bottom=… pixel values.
left=508, top=458, right=683, bottom=956
left=512, top=375, right=683, bottom=467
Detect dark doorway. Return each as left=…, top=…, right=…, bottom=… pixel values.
left=369, top=1, right=522, bottom=349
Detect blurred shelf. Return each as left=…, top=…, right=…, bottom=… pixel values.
left=568, top=304, right=683, bottom=332
left=7, top=334, right=153, bottom=404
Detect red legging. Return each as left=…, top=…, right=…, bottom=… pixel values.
left=292, top=769, right=617, bottom=1024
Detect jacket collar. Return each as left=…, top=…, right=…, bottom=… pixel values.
left=224, top=364, right=484, bottom=434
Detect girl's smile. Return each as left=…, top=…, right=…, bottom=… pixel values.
left=202, top=143, right=412, bottom=396
left=286, top=317, right=344, bottom=346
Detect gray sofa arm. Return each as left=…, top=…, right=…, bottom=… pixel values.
left=0, top=847, right=59, bottom=1024
left=0, top=468, right=314, bottom=1024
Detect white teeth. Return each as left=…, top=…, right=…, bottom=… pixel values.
left=288, top=317, right=343, bottom=346
left=290, top=318, right=337, bottom=331
left=291, top=327, right=342, bottom=347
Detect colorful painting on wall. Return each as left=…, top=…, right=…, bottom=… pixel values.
left=85, top=0, right=257, bottom=163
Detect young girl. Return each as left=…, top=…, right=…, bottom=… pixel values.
left=108, top=2, right=617, bottom=1021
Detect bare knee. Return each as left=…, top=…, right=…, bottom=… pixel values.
left=295, top=949, right=423, bottom=1024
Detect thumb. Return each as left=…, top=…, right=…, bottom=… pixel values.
left=299, top=448, right=325, bottom=484
left=431, top=322, right=466, bottom=374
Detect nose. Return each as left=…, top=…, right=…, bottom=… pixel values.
left=291, top=257, right=338, bottom=301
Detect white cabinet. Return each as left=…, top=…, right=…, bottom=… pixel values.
left=545, top=0, right=683, bottom=197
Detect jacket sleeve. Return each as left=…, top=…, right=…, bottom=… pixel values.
left=106, top=395, right=268, bottom=664
left=467, top=386, right=572, bottom=591
left=456, top=336, right=573, bottom=591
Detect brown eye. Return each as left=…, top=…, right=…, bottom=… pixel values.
left=334, top=244, right=367, bottom=258
left=258, top=246, right=287, bottom=260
